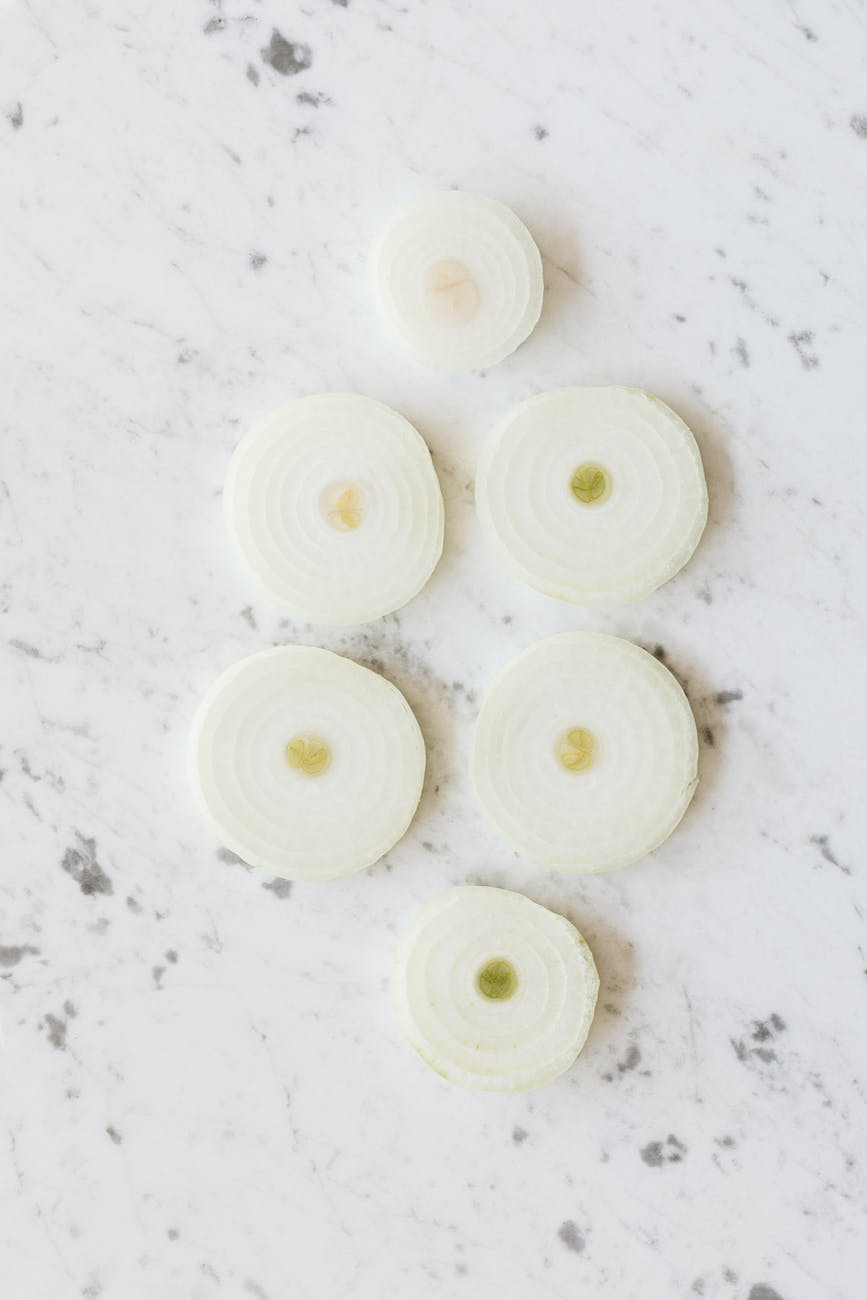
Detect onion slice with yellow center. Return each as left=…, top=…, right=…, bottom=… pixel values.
left=224, top=395, right=444, bottom=625
left=476, top=386, right=708, bottom=605
left=191, top=647, right=426, bottom=880
left=472, top=632, right=698, bottom=872
left=394, top=886, right=599, bottom=1092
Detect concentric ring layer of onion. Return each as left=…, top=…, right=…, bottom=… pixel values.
left=393, top=886, right=599, bottom=1092
left=371, top=191, right=544, bottom=372
left=472, top=632, right=698, bottom=872
left=191, top=647, right=426, bottom=881
left=476, top=386, right=708, bottom=605
left=224, top=395, right=444, bottom=624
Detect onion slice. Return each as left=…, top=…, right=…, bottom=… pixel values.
left=476, top=386, right=708, bottom=604
left=393, top=886, right=599, bottom=1092
left=224, top=395, right=444, bottom=625
left=371, top=191, right=544, bottom=371
left=190, top=647, right=426, bottom=880
left=472, top=632, right=698, bottom=872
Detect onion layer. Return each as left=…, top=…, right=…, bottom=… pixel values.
left=476, top=386, right=708, bottom=605
left=394, top=886, right=599, bottom=1092
left=371, top=191, right=544, bottom=372
left=224, top=395, right=444, bottom=625
left=472, top=632, right=698, bottom=872
left=191, top=647, right=426, bottom=880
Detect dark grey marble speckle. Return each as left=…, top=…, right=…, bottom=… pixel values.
left=730, top=276, right=780, bottom=327
left=512, top=1126, right=528, bottom=1144
left=789, top=330, right=819, bottom=369
left=22, top=792, right=41, bottom=822
left=0, top=944, right=39, bottom=967
left=61, top=833, right=113, bottom=897
left=809, top=833, right=851, bottom=875
left=714, top=689, right=742, bottom=705
left=203, top=16, right=225, bottom=33
left=246, top=64, right=260, bottom=86
left=10, top=638, right=46, bottom=659
left=748, top=1287, right=784, bottom=1300
left=732, top=1013, right=786, bottom=1067
left=557, top=1220, right=585, bottom=1253
left=44, top=1003, right=76, bottom=1050
left=701, top=725, right=715, bottom=747
left=640, top=1134, right=686, bottom=1166
left=216, top=847, right=247, bottom=866
left=44, top=1014, right=67, bottom=1050
left=8, top=102, right=23, bottom=129
left=249, top=252, right=267, bottom=271
left=262, top=878, right=292, bottom=899
left=20, top=752, right=65, bottom=790
left=617, top=1044, right=641, bottom=1073
left=850, top=114, right=867, bottom=139
left=261, top=30, right=313, bottom=77
left=640, top=1140, right=664, bottom=1166
left=734, top=337, right=750, bottom=367
left=533, top=124, right=549, bottom=140
left=106, top=1125, right=122, bottom=1145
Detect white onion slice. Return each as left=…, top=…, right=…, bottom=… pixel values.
left=472, top=632, right=698, bottom=872
left=224, top=395, right=444, bottom=625
left=371, top=191, right=544, bottom=371
left=190, top=647, right=426, bottom=880
left=476, top=386, right=708, bottom=604
left=393, top=886, right=599, bottom=1092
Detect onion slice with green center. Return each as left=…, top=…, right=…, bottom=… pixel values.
left=472, top=632, right=698, bottom=872
left=190, top=647, right=426, bottom=880
left=224, top=395, right=444, bottom=624
left=476, top=386, right=708, bottom=604
left=371, top=191, right=544, bottom=372
left=393, top=886, right=599, bottom=1092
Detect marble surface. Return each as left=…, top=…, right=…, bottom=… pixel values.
left=2, top=1, right=866, bottom=1296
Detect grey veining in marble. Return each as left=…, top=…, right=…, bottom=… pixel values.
left=2, top=1, right=866, bottom=1296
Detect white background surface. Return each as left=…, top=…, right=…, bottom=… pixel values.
left=2, top=2, right=866, bottom=1297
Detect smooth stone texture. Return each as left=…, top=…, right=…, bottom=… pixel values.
left=1, top=2, right=865, bottom=1298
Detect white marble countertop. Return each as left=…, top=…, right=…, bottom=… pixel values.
left=2, top=1, right=866, bottom=1296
